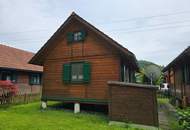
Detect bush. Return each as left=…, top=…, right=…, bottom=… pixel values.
left=169, top=97, right=176, bottom=106
left=177, top=108, right=190, bottom=130
left=0, top=80, right=18, bottom=95
left=157, top=90, right=170, bottom=98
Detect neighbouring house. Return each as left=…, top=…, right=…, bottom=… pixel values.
left=163, top=46, right=190, bottom=107
left=29, top=12, right=138, bottom=106
left=0, top=44, right=43, bottom=95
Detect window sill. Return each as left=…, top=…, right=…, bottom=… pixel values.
left=30, top=84, right=41, bottom=85
left=71, top=81, right=85, bottom=84
left=64, top=81, right=89, bottom=84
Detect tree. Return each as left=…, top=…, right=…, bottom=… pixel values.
left=136, top=60, right=164, bottom=85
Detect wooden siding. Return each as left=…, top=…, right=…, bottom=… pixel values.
left=108, top=82, right=158, bottom=126
left=42, top=21, right=121, bottom=102
left=167, top=60, right=190, bottom=106
left=16, top=71, right=41, bottom=94
left=174, top=66, right=183, bottom=99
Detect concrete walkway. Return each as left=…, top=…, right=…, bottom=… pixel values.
left=158, top=100, right=177, bottom=130
left=158, top=104, right=170, bottom=130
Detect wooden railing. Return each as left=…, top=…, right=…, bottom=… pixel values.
left=0, top=86, right=41, bottom=105
left=0, top=88, right=14, bottom=104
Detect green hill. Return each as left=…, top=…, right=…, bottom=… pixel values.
left=136, top=60, right=164, bottom=85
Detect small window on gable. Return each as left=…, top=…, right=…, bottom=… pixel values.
left=73, top=32, right=82, bottom=41
left=67, top=30, right=86, bottom=43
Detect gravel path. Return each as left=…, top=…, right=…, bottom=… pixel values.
left=158, top=104, right=170, bottom=130
left=158, top=100, right=177, bottom=130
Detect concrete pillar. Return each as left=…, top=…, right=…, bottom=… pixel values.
left=41, top=101, right=47, bottom=109
left=74, top=102, right=80, bottom=113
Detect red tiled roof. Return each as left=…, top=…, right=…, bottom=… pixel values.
left=0, top=44, right=43, bottom=72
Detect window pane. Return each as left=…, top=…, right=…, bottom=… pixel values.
left=78, top=75, right=83, bottom=80
left=36, top=75, right=40, bottom=84
left=72, top=75, right=77, bottom=80
left=71, top=63, right=83, bottom=81
left=30, top=74, right=41, bottom=85
left=6, top=75, right=11, bottom=80
left=74, top=33, right=78, bottom=41
left=73, top=32, right=82, bottom=41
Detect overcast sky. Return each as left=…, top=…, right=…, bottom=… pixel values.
left=0, top=0, right=190, bottom=66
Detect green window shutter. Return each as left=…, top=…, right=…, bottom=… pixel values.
left=80, top=30, right=86, bottom=40
left=67, top=32, right=73, bottom=43
left=63, top=63, right=71, bottom=83
left=83, top=62, right=91, bottom=83
left=29, top=74, right=34, bottom=85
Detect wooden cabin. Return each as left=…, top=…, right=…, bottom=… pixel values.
left=0, top=44, right=43, bottom=94
left=163, top=46, right=190, bottom=107
left=29, top=12, right=138, bottom=109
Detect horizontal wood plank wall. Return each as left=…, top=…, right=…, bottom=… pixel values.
left=185, top=85, right=190, bottom=105
left=108, top=82, right=158, bottom=127
left=174, top=64, right=190, bottom=106
left=42, top=21, right=121, bottom=103
left=174, top=66, right=183, bottom=99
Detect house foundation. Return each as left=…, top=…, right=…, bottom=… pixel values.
left=41, top=101, right=47, bottom=109
left=74, top=102, right=80, bottom=113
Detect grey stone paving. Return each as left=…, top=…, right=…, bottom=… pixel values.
left=158, top=107, right=170, bottom=130
left=158, top=101, right=177, bottom=130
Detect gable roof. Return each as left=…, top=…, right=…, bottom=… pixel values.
left=29, top=12, right=138, bottom=70
left=163, top=46, right=190, bottom=72
left=0, top=44, right=43, bottom=72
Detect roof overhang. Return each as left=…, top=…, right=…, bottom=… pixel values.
left=0, top=67, right=43, bottom=73
left=163, top=46, right=190, bottom=72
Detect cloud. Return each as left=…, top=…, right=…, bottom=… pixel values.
left=0, top=0, right=190, bottom=65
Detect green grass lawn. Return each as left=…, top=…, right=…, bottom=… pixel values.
left=0, top=102, right=143, bottom=130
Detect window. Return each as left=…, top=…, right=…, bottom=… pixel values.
left=1, top=71, right=17, bottom=83
left=121, top=64, right=135, bottom=83
left=63, top=62, right=90, bottom=83
left=29, top=74, right=41, bottom=85
left=183, top=64, right=190, bottom=84
left=71, top=63, right=83, bottom=82
left=73, top=32, right=82, bottom=41
left=123, top=65, right=129, bottom=82
left=67, top=30, right=86, bottom=43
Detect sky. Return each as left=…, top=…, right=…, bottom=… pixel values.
left=0, top=0, right=190, bottom=66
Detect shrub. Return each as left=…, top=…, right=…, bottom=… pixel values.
left=0, top=80, right=18, bottom=95
left=169, top=97, right=176, bottom=105
left=177, top=108, right=190, bottom=130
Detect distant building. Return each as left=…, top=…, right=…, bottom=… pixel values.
left=0, top=44, right=43, bottom=94
left=163, top=46, right=190, bottom=107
